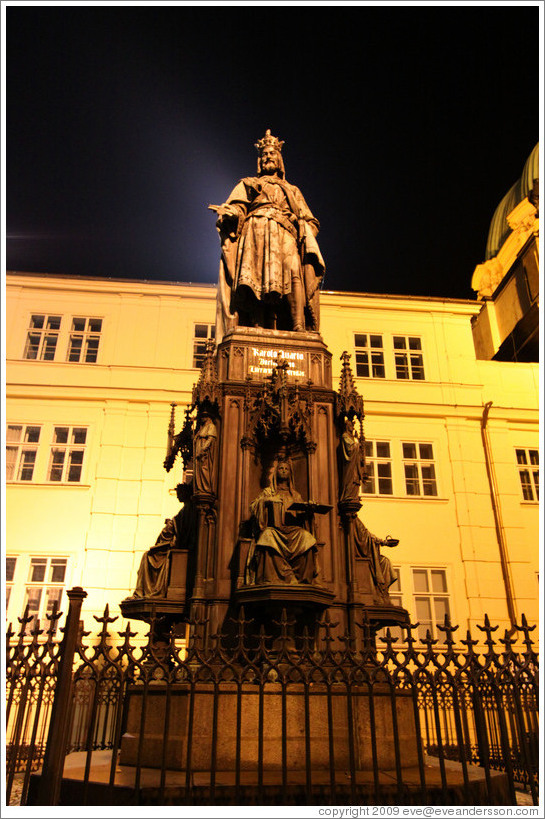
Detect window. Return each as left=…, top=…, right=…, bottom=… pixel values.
left=6, top=425, right=41, bottom=481
left=23, top=314, right=61, bottom=360
left=67, top=317, right=102, bottom=363
left=24, top=557, right=67, bottom=634
left=393, top=336, right=425, bottom=380
left=363, top=441, right=393, bottom=495
left=412, top=568, right=450, bottom=641
left=193, top=323, right=215, bottom=368
left=354, top=334, right=385, bottom=378
left=6, top=424, right=89, bottom=484
left=47, top=427, right=87, bottom=482
left=6, top=557, right=17, bottom=611
left=402, top=442, right=437, bottom=496
left=516, top=448, right=539, bottom=501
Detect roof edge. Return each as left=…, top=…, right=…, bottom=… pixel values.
left=6, top=270, right=477, bottom=306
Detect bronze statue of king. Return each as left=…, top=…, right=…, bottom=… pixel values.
left=212, top=129, right=325, bottom=340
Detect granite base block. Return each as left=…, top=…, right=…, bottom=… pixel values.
left=119, top=682, right=419, bottom=771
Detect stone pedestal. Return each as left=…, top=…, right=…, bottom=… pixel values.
left=119, top=682, right=419, bottom=772
left=217, top=326, right=332, bottom=388
left=205, top=328, right=344, bottom=642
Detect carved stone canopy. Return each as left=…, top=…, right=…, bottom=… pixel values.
left=241, top=358, right=316, bottom=456
left=164, top=340, right=221, bottom=474
left=164, top=405, right=194, bottom=473
left=335, top=351, right=364, bottom=423
left=192, top=339, right=221, bottom=410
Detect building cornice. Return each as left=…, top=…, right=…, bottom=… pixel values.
left=6, top=270, right=480, bottom=315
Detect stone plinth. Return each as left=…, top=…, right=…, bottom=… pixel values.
left=234, top=582, right=335, bottom=609
left=217, top=327, right=332, bottom=388
left=119, top=596, right=186, bottom=621
left=119, top=682, right=419, bottom=772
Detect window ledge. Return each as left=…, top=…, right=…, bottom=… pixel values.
left=6, top=482, right=91, bottom=488
left=362, top=494, right=449, bottom=502
left=520, top=500, right=539, bottom=506
left=19, top=359, right=100, bottom=365
left=355, top=376, right=428, bottom=384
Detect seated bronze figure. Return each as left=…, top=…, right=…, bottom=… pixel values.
left=246, top=459, right=320, bottom=586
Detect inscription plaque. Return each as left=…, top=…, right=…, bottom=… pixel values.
left=248, top=346, right=306, bottom=379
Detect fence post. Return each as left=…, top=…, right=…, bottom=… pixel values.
left=36, top=586, right=87, bottom=806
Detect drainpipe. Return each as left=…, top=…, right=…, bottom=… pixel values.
left=480, top=401, right=517, bottom=630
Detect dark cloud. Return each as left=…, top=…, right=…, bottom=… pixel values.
left=6, top=5, right=539, bottom=298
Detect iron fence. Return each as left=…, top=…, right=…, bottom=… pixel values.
left=5, top=591, right=539, bottom=806
left=5, top=612, right=61, bottom=801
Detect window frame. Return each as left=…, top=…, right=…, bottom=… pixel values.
left=22, top=556, right=69, bottom=635
left=362, top=439, right=394, bottom=495
left=47, top=426, right=88, bottom=483
left=376, top=565, right=453, bottom=646
left=23, top=314, right=62, bottom=361
left=6, top=556, right=18, bottom=612
left=401, top=441, right=438, bottom=497
left=411, top=567, right=451, bottom=641
left=393, top=335, right=425, bottom=381
left=354, top=333, right=386, bottom=379
left=6, top=424, right=42, bottom=482
left=192, top=323, right=216, bottom=369
left=66, top=316, right=103, bottom=364
left=515, top=448, right=539, bottom=502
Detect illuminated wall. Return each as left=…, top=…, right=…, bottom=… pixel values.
left=5, top=272, right=539, bottom=640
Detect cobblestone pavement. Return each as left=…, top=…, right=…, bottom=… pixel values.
left=515, top=786, right=537, bottom=806
left=7, top=774, right=25, bottom=806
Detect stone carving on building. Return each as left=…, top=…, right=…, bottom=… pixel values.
left=212, top=129, right=325, bottom=340
left=470, top=257, right=504, bottom=300
left=130, top=483, right=196, bottom=598
left=471, top=183, right=539, bottom=300
left=245, top=458, right=320, bottom=586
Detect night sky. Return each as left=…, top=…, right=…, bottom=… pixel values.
left=6, top=5, right=539, bottom=300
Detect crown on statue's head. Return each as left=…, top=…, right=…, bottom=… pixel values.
left=255, top=129, right=285, bottom=154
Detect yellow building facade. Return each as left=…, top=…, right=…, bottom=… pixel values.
left=5, top=271, right=539, bottom=641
